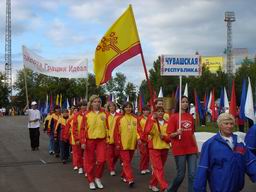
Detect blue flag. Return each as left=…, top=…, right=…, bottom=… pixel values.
left=239, top=79, right=247, bottom=119
left=196, top=95, right=204, bottom=120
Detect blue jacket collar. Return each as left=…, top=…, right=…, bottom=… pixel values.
left=215, top=132, right=237, bottom=145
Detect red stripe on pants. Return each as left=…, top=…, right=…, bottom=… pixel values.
left=85, top=139, right=106, bottom=182
left=72, top=144, right=83, bottom=168
left=106, top=144, right=119, bottom=172
left=119, top=150, right=135, bottom=182
left=149, top=149, right=169, bottom=190
left=138, top=142, right=149, bottom=171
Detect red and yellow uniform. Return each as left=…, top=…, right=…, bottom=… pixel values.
left=106, top=112, right=120, bottom=173
left=49, top=113, right=61, bottom=155
left=81, top=109, right=107, bottom=183
left=137, top=115, right=150, bottom=172
left=114, top=114, right=138, bottom=183
left=143, top=118, right=170, bottom=190
left=56, top=116, right=70, bottom=161
left=163, top=112, right=169, bottom=121
left=43, top=113, right=52, bottom=133
left=65, top=112, right=83, bottom=169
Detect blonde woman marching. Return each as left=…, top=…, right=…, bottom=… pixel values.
left=80, top=95, right=107, bottom=190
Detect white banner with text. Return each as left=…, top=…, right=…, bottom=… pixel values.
left=23, top=46, right=88, bottom=79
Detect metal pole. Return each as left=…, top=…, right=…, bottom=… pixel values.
left=23, top=67, right=29, bottom=106
left=178, top=75, right=182, bottom=140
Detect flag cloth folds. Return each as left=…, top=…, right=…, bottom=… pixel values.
left=158, top=87, right=163, bottom=98
left=239, top=79, right=247, bottom=119
left=219, top=87, right=224, bottom=113
left=94, top=5, right=142, bottom=85
left=194, top=90, right=204, bottom=120
left=224, top=87, right=229, bottom=110
left=245, top=77, right=255, bottom=123
left=43, top=95, right=49, bottom=115
left=59, top=94, right=62, bottom=108
left=56, top=94, right=59, bottom=106
left=184, top=83, right=188, bottom=97
left=229, top=80, right=237, bottom=117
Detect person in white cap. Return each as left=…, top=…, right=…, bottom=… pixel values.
left=24, top=101, right=41, bottom=151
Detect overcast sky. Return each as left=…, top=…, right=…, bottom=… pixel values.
left=0, top=0, right=256, bottom=86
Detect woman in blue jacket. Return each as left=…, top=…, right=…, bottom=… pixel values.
left=194, top=113, right=256, bottom=192
left=245, top=124, right=256, bottom=155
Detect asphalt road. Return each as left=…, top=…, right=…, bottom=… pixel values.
left=0, top=116, right=255, bottom=192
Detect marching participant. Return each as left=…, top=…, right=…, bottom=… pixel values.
left=137, top=105, right=151, bottom=175
left=155, top=98, right=169, bottom=121
left=81, top=95, right=107, bottom=190
left=44, top=110, right=54, bottom=154
left=142, top=106, right=170, bottom=192
left=55, top=109, right=70, bottom=164
left=106, top=101, right=120, bottom=176
left=48, top=105, right=61, bottom=156
left=72, top=101, right=87, bottom=174
left=114, top=102, right=138, bottom=187
left=167, top=96, right=198, bottom=192
left=64, top=105, right=83, bottom=172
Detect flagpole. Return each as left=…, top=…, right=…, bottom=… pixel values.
left=23, top=66, right=29, bottom=107
left=178, top=75, right=182, bottom=140
left=140, top=51, right=162, bottom=133
left=85, top=78, right=89, bottom=102
left=140, top=51, right=154, bottom=105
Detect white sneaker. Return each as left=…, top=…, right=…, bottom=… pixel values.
left=78, top=168, right=83, bottom=174
left=84, top=173, right=87, bottom=177
left=121, top=177, right=127, bottom=183
left=149, top=185, right=160, bottom=192
left=140, top=170, right=146, bottom=175
left=95, top=178, right=104, bottom=189
left=110, top=171, right=116, bottom=176
left=89, top=182, right=96, bottom=190
left=73, top=166, right=78, bottom=170
left=145, top=169, right=151, bottom=173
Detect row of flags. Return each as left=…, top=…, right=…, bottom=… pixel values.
left=154, top=78, right=255, bottom=123
left=40, top=95, right=85, bottom=115
left=40, top=76, right=255, bottom=126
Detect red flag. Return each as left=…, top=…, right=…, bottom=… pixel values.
left=50, top=95, right=53, bottom=111
left=138, top=95, right=143, bottom=113
left=210, top=89, right=217, bottom=121
left=229, top=80, right=237, bottom=117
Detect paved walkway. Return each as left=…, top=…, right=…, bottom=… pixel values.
left=0, top=116, right=255, bottom=192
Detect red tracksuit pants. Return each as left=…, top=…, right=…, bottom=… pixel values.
left=149, top=149, right=169, bottom=190
left=106, top=144, right=119, bottom=172
left=138, top=142, right=149, bottom=171
left=119, top=150, right=135, bottom=182
left=72, top=144, right=83, bottom=168
left=85, top=139, right=106, bottom=182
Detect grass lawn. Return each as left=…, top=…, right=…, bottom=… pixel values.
left=195, top=121, right=249, bottom=133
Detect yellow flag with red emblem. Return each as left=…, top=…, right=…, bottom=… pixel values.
left=94, top=5, right=142, bottom=86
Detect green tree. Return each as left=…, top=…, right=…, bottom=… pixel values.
left=125, top=82, right=137, bottom=102
left=114, top=72, right=126, bottom=104
left=0, top=73, right=10, bottom=107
